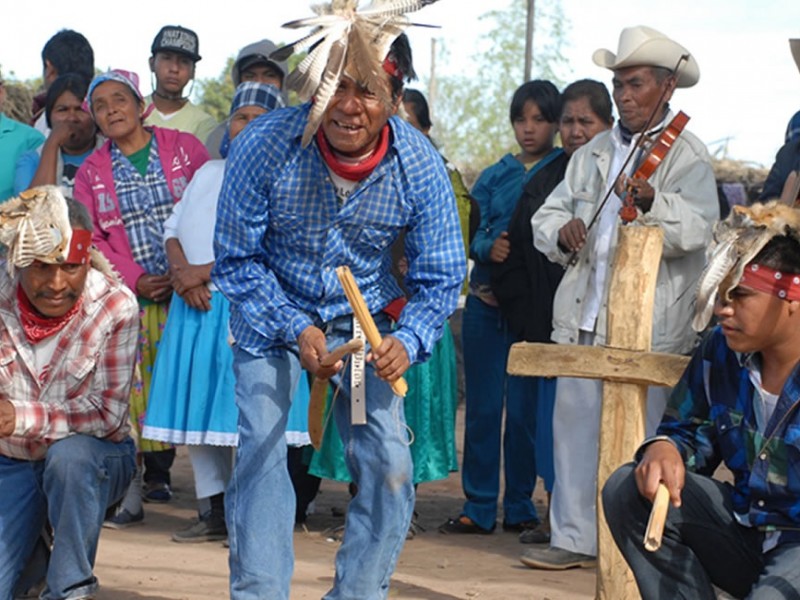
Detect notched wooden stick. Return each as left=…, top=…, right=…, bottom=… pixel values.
left=308, top=338, right=365, bottom=450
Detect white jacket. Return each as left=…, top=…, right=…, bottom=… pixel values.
left=532, top=120, right=718, bottom=355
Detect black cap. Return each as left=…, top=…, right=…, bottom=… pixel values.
left=151, top=25, right=201, bottom=62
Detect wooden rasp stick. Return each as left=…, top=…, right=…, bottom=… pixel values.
left=644, top=483, right=670, bottom=552
left=335, top=265, right=408, bottom=398
left=308, top=338, right=364, bottom=450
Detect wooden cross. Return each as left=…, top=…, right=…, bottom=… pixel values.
left=507, top=226, right=690, bottom=599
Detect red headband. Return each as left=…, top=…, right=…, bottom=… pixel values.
left=382, top=56, right=403, bottom=81
left=738, top=263, right=800, bottom=301
left=65, top=229, right=93, bottom=265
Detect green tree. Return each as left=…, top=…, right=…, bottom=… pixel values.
left=196, top=57, right=236, bottom=123
left=430, top=0, right=570, bottom=173
left=196, top=53, right=304, bottom=121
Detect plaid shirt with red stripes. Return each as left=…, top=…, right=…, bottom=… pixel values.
left=0, top=265, right=139, bottom=461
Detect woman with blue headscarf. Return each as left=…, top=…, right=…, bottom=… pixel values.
left=142, top=82, right=301, bottom=543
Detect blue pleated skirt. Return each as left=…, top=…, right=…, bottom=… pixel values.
left=143, top=291, right=238, bottom=446
left=143, top=291, right=311, bottom=447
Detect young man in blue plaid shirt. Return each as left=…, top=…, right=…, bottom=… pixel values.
left=212, top=32, right=465, bottom=599
left=603, top=213, right=800, bottom=599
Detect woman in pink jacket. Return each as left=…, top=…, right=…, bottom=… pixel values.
left=74, top=69, right=209, bottom=527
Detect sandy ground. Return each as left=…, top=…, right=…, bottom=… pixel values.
left=92, top=401, right=596, bottom=600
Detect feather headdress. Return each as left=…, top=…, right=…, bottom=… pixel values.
left=0, top=186, right=72, bottom=276
left=692, top=201, right=800, bottom=332
left=273, top=0, right=440, bottom=146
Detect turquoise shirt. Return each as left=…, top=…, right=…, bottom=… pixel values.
left=0, top=114, right=44, bottom=201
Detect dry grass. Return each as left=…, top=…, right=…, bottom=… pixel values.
left=1, top=83, right=35, bottom=124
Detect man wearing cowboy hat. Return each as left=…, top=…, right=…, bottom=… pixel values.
left=759, top=39, right=800, bottom=202
left=523, top=25, right=718, bottom=570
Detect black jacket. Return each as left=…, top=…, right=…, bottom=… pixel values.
left=491, top=151, right=570, bottom=342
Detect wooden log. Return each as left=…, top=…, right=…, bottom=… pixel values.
left=507, top=343, right=688, bottom=387
left=596, top=225, right=664, bottom=600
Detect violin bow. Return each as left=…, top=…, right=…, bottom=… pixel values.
left=567, top=53, right=690, bottom=267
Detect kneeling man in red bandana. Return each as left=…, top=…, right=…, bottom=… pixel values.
left=0, top=186, right=138, bottom=600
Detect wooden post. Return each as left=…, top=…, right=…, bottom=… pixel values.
left=596, top=226, right=663, bottom=599
left=507, top=225, right=689, bottom=599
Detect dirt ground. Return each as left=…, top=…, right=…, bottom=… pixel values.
left=93, top=401, right=596, bottom=600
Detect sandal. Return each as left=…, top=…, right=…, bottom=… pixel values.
left=438, top=515, right=495, bottom=535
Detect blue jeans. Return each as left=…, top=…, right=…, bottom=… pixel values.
left=460, top=295, right=541, bottom=530
left=0, top=435, right=135, bottom=600
left=228, top=315, right=415, bottom=600
left=604, top=463, right=800, bottom=599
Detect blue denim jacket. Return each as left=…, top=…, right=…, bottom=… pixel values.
left=659, top=327, right=800, bottom=543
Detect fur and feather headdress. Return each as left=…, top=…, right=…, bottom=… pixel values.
left=272, top=0, right=440, bottom=146
left=692, top=201, right=800, bottom=331
left=0, top=186, right=72, bottom=276
left=0, top=186, right=118, bottom=280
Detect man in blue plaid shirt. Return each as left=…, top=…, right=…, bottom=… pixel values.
left=212, top=33, right=465, bottom=600
left=603, top=221, right=800, bottom=599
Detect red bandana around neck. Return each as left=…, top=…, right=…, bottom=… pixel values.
left=316, top=124, right=390, bottom=181
left=739, top=263, right=800, bottom=302
left=16, top=284, right=83, bottom=344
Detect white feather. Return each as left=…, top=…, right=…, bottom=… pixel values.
left=302, top=36, right=348, bottom=147
left=285, top=22, right=351, bottom=101
left=357, top=0, right=434, bottom=19
left=692, top=238, right=735, bottom=332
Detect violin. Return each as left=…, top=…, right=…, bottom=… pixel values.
left=619, top=111, right=691, bottom=222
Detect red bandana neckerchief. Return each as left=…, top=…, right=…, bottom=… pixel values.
left=16, top=285, right=83, bottom=344
left=739, top=263, right=800, bottom=302
left=316, top=124, right=390, bottom=182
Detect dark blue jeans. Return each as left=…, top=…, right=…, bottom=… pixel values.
left=460, top=295, right=541, bottom=529
left=603, top=463, right=800, bottom=599
left=0, top=435, right=135, bottom=599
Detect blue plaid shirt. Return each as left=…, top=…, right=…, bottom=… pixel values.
left=212, top=104, right=465, bottom=362
left=111, top=138, right=173, bottom=275
left=657, top=327, right=800, bottom=544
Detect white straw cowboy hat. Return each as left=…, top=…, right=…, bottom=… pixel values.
left=791, top=39, right=800, bottom=75
left=592, top=25, right=700, bottom=88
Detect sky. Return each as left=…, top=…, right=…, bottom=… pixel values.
left=1, top=0, right=798, bottom=167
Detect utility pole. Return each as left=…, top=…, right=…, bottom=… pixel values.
left=524, top=0, right=535, bottom=81
left=429, top=38, right=437, bottom=121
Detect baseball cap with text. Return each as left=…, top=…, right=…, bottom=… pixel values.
left=151, top=25, right=201, bottom=62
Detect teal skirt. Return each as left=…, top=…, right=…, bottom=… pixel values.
left=309, top=322, right=458, bottom=484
